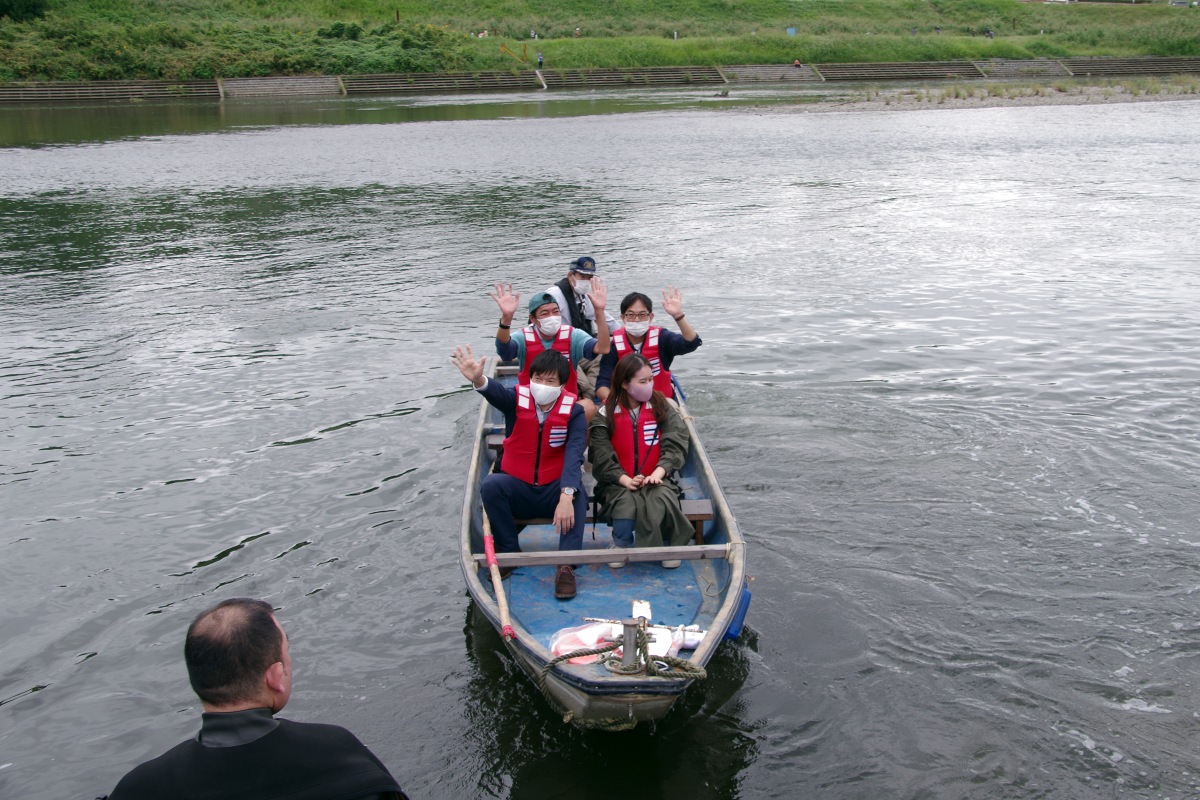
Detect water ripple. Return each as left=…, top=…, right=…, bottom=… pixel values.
left=3, top=100, right=1200, bottom=800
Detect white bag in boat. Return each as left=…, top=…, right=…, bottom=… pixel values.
left=549, top=622, right=621, bottom=664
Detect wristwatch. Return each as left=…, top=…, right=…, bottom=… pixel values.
left=561, top=487, right=576, bottom=497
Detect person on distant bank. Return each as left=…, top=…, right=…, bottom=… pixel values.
left=491, top=279, right=610, bottom=418
left=451, top=345, right=587, bottom=600
left=543, top=256, right=621, bottom=399
left=106, top=598, right=407, bottom=800
left=596, top=288, right=700, bottom=401
left=590, top=353, right=695, bottom=569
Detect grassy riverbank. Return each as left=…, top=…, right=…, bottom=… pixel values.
left=2, top=0, right=1199, bottom=82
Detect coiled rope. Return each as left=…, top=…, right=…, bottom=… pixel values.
left=536, top=631, right=707, bottom=731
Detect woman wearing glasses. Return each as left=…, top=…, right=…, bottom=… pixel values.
left=595, top=288, right=701, bottom=401
left=589, top=353, right=695, bottom=568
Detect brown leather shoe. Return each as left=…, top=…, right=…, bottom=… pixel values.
left=554, top=565, right=576, bottom=600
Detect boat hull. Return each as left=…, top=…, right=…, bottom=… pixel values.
left=459, top=366, right=748, bottom=728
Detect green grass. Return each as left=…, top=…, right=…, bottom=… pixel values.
left=1, top=0, right=1199, bottom=81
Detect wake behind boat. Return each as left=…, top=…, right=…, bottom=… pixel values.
left=458, top=362, right=750, bottom=730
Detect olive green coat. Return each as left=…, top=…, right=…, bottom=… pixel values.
left=588, top=403, right=694, bottom=549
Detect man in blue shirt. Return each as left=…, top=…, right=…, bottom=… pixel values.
left=490, top=280, right=611, bottom=419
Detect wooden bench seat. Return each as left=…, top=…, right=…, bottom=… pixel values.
left=512, top=498, right=715, bottom=545
left=472, top=543, right=730, bottom=568
left=481, top=362, right=715, bottom=544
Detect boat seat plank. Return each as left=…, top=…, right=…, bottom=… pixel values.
left=512, top=498, right=715, bottom=544
left=472, top=543, right=730, bottom=567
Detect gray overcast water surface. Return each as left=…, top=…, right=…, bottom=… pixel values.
left=2, top=90, right=1199, bottom=799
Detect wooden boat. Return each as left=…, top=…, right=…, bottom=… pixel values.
left=457, top=362, right=750, bottom=730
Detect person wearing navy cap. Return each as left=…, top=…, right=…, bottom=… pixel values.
left=541, top=256, right=620, bottom=400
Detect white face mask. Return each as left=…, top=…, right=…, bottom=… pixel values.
left=529, top=381, right=562, bottom=406
left=573, top=278, right=592, bottom=296
left=623, top=320, right=650, bottom=338
left=536, top=315, right=562, bottom=336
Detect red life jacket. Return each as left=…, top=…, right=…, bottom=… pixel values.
left=611, top=402, right=661, bottom=477
left=612, top=327, right=673, bottom=398
left=520, top=325, right=579, bottom=396
left=500, top=386, right=577, bottom=486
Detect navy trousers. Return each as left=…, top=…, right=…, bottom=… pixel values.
left=481, top=473, right=587, bottom=553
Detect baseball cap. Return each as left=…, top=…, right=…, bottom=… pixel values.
left=570, top=256, right=596, bottom=275
left=528, top=292, right=558, bottom=314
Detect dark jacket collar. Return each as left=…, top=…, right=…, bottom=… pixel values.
left=197, top=707, right=280, bottom=748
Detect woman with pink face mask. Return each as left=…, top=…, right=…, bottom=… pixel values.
left=588, top=353, right=695, bottom=568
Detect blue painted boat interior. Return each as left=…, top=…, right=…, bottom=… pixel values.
left=480, top=514, right=730, bottom=652
left=475, top=387, right=734, bottom=661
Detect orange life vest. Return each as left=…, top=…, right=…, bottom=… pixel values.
left=500, top=386, right=577, bottom=486
left=612, top=327, right=673, bottom=398
left=610, top=402, right=661, bottom=477
left=520, top=325, right=579, bottom=396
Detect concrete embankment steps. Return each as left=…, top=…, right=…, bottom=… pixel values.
left=974, top=59, right=1073, bottom=79
left=342, top=71, right=541, bottom=94
left=342, top=66, right=721, bottom=94
left=1059, top=57, right=1200, bottom=76
left=0, top=79, right=219, bottom=102
left=811, top=61, right=985, bottom=81
left=219, top=76, right=342, bottom=97
left=721, top=64, right=822, bottom=82
left=4, top=58, right=1200, bottom=103
left=541, top=66, right=725, bottom=88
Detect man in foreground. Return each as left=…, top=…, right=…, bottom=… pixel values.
left=107, top=598, right=407, bottom=800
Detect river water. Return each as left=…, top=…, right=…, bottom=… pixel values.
left=2, top=88, right=1199, bottom=799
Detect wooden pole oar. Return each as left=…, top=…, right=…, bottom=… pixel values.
left=482, top=512, right=516, bottom=641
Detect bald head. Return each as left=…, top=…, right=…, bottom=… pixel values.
left=185, top=598, right=284, bottom=709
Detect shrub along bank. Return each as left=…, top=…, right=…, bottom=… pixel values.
left=1, top=0, right=1198, bottom=82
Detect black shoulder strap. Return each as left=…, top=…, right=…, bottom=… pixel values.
left=554, top=277, right=592, bottom=334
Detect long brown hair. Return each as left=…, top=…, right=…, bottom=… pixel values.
left=604, top=353, right=670, bottom=435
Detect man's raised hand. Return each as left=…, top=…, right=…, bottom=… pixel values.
left=450, top=344, right=485, bottom=385
left=488, top=283, right=520, bottom=321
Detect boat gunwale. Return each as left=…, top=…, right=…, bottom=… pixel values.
left=457, top=361, right=747, bottom=701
